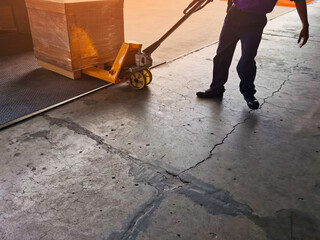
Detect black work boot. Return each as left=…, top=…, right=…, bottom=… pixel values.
left=244, top=95, right=259, bottom=110
left=196, top=89, right=224, bottom=99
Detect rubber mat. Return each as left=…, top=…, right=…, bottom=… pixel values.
left=0, top=52, right=111, bottom=129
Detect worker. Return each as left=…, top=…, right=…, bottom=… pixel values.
left=196, top=0, right=309, bottom=110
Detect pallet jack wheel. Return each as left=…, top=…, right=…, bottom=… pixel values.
left=142, top=69, right=152, bottom=85
left=128, top=72, right=146, bottom=89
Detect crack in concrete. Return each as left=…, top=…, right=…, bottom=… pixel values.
left=109, top=176, right=254, bottom=240
left=263, top=100, right=312, bottom=114
left=118, top=194, right=165, bottom=240
left=114, top=173, right=320, bottom=240
left=175, top=65, right=297, bottom=178
left=178, top=120, right=248, bottom=176
left=107, top=170, right=186, bottom=240
left=42, top=115, right=166, bottom=175
left=155, top=84, right=192, bottom=103
left=259, top=66, right=296, bottom=109
left=263, top=32, right=320, bottom=43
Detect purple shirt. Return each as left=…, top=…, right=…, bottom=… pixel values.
left=233, top=0, right=279, bottom=14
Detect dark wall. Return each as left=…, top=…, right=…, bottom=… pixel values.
left=0, top=0, right=33, bottom=57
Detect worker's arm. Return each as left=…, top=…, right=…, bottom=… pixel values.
left=294, top=0, right=309, bottom=47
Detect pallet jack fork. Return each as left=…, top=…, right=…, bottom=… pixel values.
left=82, top=0, right=213, bottom=89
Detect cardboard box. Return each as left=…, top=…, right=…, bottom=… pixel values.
left=25, top=0, right=124, bottom=78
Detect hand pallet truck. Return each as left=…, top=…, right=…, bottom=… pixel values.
left=82, top=0, right=213, bottom=89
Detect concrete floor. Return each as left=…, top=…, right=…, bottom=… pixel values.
left=0, top=1, right=320, bottom=240
left=124, top=0, right=294, bottom=64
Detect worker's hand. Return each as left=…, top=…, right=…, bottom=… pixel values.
left=298, top=25, right=309, bottom=48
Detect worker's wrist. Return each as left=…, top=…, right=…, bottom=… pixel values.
left=302, top=22, right=309, bottom=28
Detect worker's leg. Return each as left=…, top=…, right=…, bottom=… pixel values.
left=210, top=8, right=239, bottom=93
left=237, top=15, right=267, bottom=97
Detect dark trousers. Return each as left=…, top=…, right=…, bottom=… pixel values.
left=210, top=6, right=267, bottom=97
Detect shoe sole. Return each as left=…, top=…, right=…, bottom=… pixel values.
left=196, top=92, right=223, bottom=99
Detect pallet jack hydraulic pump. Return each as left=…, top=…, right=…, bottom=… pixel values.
left=82, top=0, right=213, bottom=89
